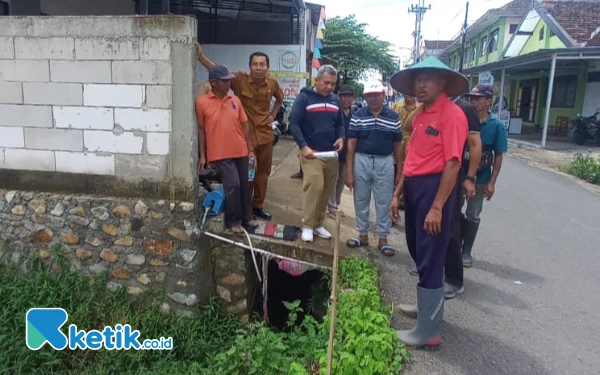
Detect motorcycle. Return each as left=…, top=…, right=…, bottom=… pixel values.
left=272, top=103, right=288, bottom=145
left=572, top=109, right=600, bottom=146
left=198, top=104, right=289, bottom=192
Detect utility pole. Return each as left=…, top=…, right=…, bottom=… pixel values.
left=458, top=1, right=469, bottom=73
left=408, top=0, right=431, bottom=65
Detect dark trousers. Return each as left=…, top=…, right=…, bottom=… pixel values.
left=214, top=157, right=252, bottom=228
left=250, top=142, right=273, bottom=209
left=404, top=173, right=456, bottom=289
left=444, top=180, right=464, bottom=287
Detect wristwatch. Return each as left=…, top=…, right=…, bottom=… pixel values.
left=464, top=176, right=476, bottom=183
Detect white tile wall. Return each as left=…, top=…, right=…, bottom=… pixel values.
left=115, top=108, right=171, bottom=132
left=55, top=151, right=115, bottom=175
left=53, top=106, right=114, bottom=130
left=15, top=37, right=75, bottom=59
left=0, top=32, right=179, bottom=178
left=83, top=84, right=145, bottom=108
left=50, top=61, right=112, bottom=83
left=84, top=131, right=144, bottom=154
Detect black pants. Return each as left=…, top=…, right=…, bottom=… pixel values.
left=214, top=157, right=252, bottom=228
left=404, top=173, right=456, bottom=289
left=444, top=178, right=465, bottom=287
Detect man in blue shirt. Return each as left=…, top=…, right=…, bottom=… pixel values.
left=345, top=82, right=402, bottom=256
left=327, top=84, right=355, bottom=218
left=462, top=84, right=508, bottom=267
left=289, top=65, right=345, bottom=243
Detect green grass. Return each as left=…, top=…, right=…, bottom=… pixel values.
left=0, top=244, right=410, bottom=375
left=0, top=244, right=242, bottom=375
left=560, top=152, right=600, bottom=185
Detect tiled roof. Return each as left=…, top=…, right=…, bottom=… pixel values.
left=586, top=30, right=600, bottom=47
left=497, top=0, right=533, bottom=15
left=464, top=0, right=531, bottom=40
left=542, top=1, right=600, bottom=45
left=424, top=40, right=453, bottom=50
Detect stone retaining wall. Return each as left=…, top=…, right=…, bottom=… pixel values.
left=0, top=188, right=215, bottom=317
left=212, top=243, right=257, bottom=323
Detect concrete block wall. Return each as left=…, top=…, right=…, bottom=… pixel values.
left=0, top=16, right=198, bottom=201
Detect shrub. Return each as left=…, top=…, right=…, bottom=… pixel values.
left=205, top=256, right=412, bottom=375
left=0, top=245, right=241, bottom=375
left=560, top=152, right=600, bottom=185
left=0, top=244, right=410, bottom=375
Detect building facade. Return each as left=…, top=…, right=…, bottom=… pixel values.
left=439, top=0, right=600, bottom=145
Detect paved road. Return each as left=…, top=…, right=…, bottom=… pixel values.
left=364, top=155, right=600, bottom=375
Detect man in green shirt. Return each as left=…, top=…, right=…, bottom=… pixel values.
left=462, top=84, right=508, bottom=267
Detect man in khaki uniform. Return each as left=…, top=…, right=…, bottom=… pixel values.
left=197, top=80, right=211, bottom=98
left=196, top=43, right=284, bottom=221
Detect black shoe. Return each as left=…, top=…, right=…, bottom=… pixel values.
left=253, top=208, right=272, bottom=221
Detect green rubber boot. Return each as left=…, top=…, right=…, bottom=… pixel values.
left=396, top=286, right=444, bottom=350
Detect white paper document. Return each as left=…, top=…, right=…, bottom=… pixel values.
left=313, top=151, right=338, bottom=159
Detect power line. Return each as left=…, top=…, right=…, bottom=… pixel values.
left=408, top=0, right=431, bottom=64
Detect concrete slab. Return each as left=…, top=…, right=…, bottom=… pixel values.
left=202, top=137, right=370, bottom=268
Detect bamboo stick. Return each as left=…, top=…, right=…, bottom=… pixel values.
left=326, top=210, right=342, bottom=375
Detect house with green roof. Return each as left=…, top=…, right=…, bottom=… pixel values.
left=440, top=0, right=600, bottom=147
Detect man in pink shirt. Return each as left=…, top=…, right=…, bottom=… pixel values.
left=389, top=57, right=469, bottom=350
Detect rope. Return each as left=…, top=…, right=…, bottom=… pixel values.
left=242, top=227, right=262, bottom=283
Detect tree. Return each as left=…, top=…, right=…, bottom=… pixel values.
left=321, top=15, right=398, bottom=86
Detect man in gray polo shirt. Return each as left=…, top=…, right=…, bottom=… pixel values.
left=345, top=82, right=402, bottom=256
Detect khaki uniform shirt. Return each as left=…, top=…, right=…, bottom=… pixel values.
left=231, top=71, right=284, bottom=146
left=393, top=100, right=419, bottom=159
left=197, top=80, right=212, bottom=98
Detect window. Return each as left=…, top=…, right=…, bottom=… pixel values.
left=509, top=24, right=518, bottom=34
left=539, top=26, right=545, bottom=41
left=588, top=72, right=600, bottom=83
left=480, top=36, right=488, bottom=56
left=550, top=75, right=577, bottom=108
left=488, top=29, right=499, bottom=53
left=550, top=29, right=556, bottom=38
left=472, top=44, right=477, bottom=62
left=0, top=0, right=9, bottom=15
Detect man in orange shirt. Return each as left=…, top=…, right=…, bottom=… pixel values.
left=196, top=65, right=259, bottom=234
left=389, top=57, right=469, bottom=349
left=196, top=44, right=284, bottom=221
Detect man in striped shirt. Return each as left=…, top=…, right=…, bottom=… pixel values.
left=345, top=83, right=403, bottom=256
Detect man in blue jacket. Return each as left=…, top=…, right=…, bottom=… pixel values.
left=290, top=65, right=345, bottom=242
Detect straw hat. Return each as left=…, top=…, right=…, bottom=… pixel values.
left=389, top=57, right=469, bottom=98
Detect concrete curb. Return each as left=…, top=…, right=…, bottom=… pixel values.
left=507, top=139, right=542, bottom=150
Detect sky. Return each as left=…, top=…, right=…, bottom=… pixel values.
left=313, top=0, right=513, bottom=65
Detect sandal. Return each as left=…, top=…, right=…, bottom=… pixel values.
left=228, top=226, right=244, bottom=235
left=346, top=237, right=369, bottom=248
left=378, top=244, right=395, bottom=257
left=243, top=220, right=259, bottom=229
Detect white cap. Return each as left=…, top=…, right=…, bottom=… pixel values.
left=363, top=82, right=385, bottom=95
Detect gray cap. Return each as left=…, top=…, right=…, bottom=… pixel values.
left=209, top=65, right=236, bottom=80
